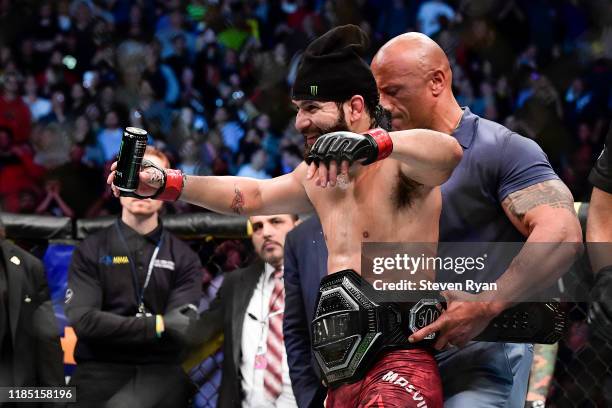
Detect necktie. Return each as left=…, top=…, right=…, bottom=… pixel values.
left=264, top=268, right=285, bottom=401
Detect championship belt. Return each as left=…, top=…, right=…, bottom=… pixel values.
left=311, top=270, right=441, bottom=387
left=311, top=270, right=568, bottom=387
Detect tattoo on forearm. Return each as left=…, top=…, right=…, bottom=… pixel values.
left=502, top=180, right=575, bottom=221
left=230, top=186, right=245, bottom=215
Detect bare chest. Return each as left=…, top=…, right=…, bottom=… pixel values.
left=304, top=167, right=421, bottom=241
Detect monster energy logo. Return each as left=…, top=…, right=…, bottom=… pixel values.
left=310, top=85, right=318, bottom=96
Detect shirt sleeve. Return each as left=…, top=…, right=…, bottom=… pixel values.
left=497, top=132, right=559, bottom=201
left=589, top=125, right=612, bottom=193
left=165, top=239, right=203, bottom=312
left=188, top=277, right=225, bottom=346
left=65, top=239, right=157, bottom=343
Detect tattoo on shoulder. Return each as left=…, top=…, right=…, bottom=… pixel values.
left=230, top=186, right=245, bottom=215
left=502, top=180, right=575, bottom=221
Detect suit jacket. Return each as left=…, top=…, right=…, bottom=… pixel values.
left=190, top=260, right=265, bottom=408
left=0, top=239, right=64, bottom=388
left=282, top=216, right=327, bottom=408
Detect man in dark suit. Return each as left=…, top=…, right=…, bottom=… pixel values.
left=282, top=216, right=327, bottom=408
left=190, top=214, right=299, bottom=408
left=0, top=216, right=64, bottom=390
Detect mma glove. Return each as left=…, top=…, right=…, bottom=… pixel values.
left=305, top=128, right=393, bottom=166
left=121, top=158, right=184, bottom=201
left=588, top=265, right=612, bottom=340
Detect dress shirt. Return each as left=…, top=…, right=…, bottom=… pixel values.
left=240, top=263, right=297, bottom=407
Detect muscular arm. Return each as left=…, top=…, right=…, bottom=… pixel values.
left=587, top=187, right=612, bottom=272
left=174, top=163, right=312, bottom=215
left=411, top=179, right=583, bottom=348
left=390, top=129, right=463, bottom=187
left=491, top=179, right=582, bottom=308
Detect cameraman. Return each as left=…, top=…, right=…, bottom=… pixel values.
left=65, top=146, right=202, bottom=408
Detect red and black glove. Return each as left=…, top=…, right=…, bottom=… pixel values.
left=120, top=159, right=184, bottom=201
left=305, top=128, right=393, bottom=166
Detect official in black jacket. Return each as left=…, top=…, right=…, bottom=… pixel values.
left=0, top=218, right=64, bottom=394
left=65, top=147, right=202, bottom=408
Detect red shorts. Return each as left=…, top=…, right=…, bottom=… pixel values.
left=325, top=349, right=443, bottom=408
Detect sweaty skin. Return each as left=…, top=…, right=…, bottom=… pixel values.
left=303, top=157, right=442, bottom=273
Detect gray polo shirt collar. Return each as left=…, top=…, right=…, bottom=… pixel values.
left=453, top=107, right=478, bottom=149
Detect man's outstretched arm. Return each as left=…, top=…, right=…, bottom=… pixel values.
left=108, top=162, right=313, bottom=215
left=305, top=128, right=462, bottom=188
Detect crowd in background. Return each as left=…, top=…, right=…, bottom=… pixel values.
left=0, top=0, right=610, bottom=218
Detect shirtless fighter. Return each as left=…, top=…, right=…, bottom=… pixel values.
left=108, top=25, right=462, bottom=407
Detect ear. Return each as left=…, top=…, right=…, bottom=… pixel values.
left=347, top=95, right=365, bottom=124
left=431, top=69, right=446, bottom=97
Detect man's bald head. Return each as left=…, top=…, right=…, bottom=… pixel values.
left=373, top=32, right=451, bottom=84
left=371, top=32, right=460, bottom=132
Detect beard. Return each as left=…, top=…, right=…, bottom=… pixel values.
left=302, top=108, right=350, bottom=160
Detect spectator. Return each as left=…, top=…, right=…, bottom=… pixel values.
left=69, top=82, right=89, bottom=117
left=0, top=70, right=32, bottom=143
left=22, top=75, right=52, bottom=121
left=416, top=0, right=455, bottom=37
left=69, top=0, right=96, bottom=72
left=38, top=48, right=78, bottom=92
left=236, top=148, right=271, bottom=179
left=137, top=78, right=173, bottom=137
left=143, top=41, right=179, bottom=106
left=35, top=178, right=75, bottom=217
left=0, top=127, right=45, bottom=213
left=280, top=145, right=302, bottom=174
left=165, top=33, right=190, bottom=81
left=155, top=9, right=195, bottom=59
left=32, top=122, right=71, bottom=169
left=30, top=1, right=60, bottom=66
left=177, top=138, right=209, bottom=176
left=96, top=109, right=123, bottom=163
left=39, top=88, right=68, bottom=124
left=214, top=106, right=244, bottom=156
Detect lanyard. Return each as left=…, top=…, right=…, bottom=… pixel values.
left=114, top=220, right=164, bottom=314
